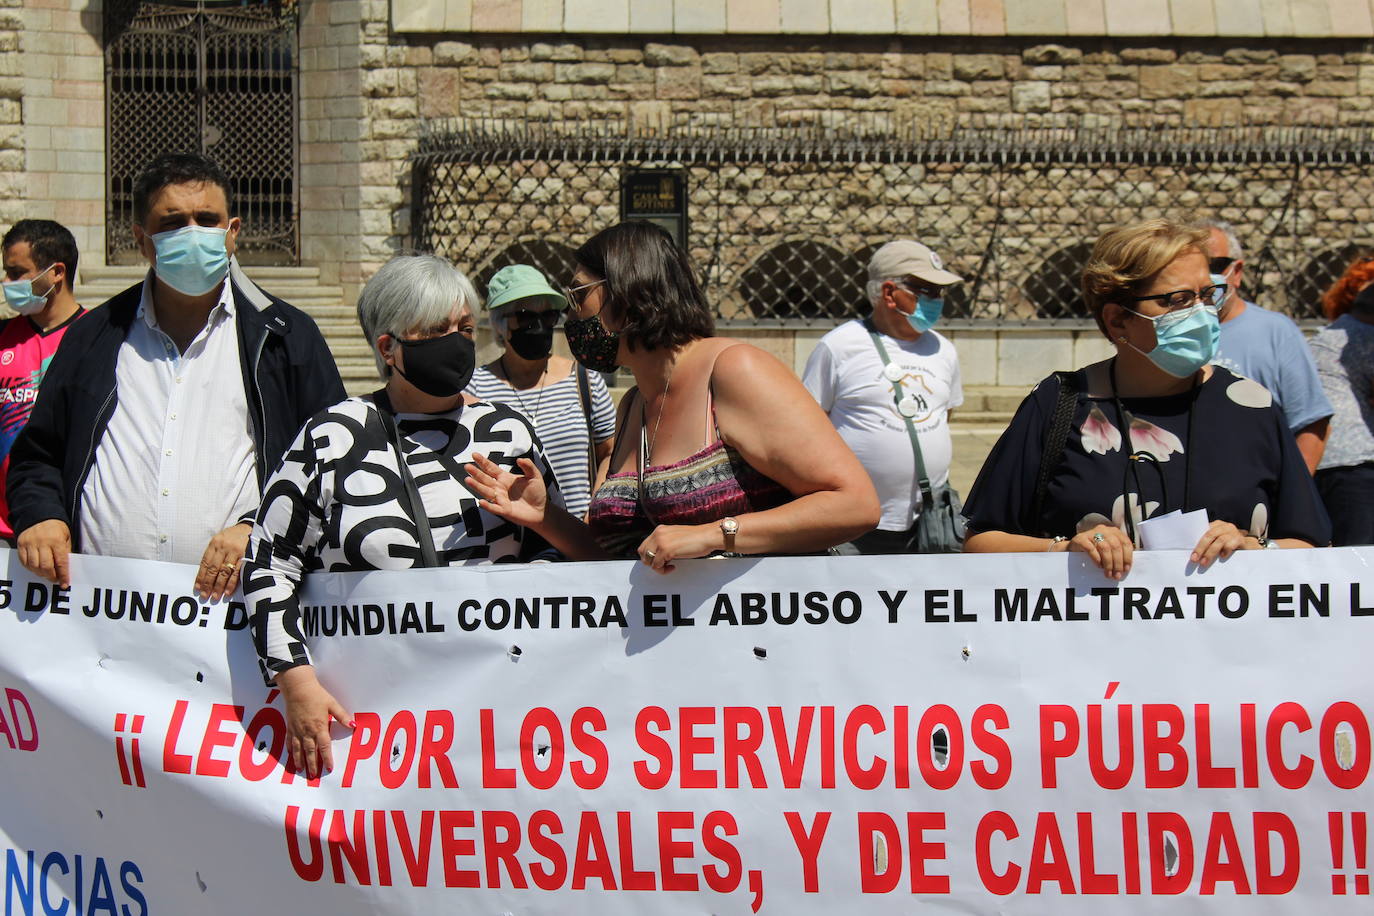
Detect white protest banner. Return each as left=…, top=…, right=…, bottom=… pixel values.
left=0, top=545, right=1371, bottom=914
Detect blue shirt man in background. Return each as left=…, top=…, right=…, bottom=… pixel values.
left=1200, top=219, right=1332, bottom=473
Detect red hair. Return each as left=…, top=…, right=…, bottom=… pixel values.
left=1322, top=256, right=1374, bottom=320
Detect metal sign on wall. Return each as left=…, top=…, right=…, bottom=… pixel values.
left=621, top=169, right=688, bottom=250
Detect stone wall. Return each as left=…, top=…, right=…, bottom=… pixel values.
left=346, top=30, right=1374, bottom=300
left=299, top=0, right=422, bottom=289
left=391, top=0, right=1374, bottom=39
left=11, top=0, right=105, bottom=269
left=401, top=37, right=1374, bottom=133
left=300, top=0, right=368, bottom=289
left=0, top=0, right=20, bottom=232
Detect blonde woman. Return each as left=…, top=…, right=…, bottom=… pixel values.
left=963, top=219, right=1329, bottom=578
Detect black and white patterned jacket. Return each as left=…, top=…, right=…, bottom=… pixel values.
left=243, top=396, right=561, bottom=682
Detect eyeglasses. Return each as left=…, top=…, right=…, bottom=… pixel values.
left=508, top=309, right=561, bottom=329
left=1129, top=283, right=1227, bottom=312
left=563, top=279, right=605, bottom=308
left=1208, top=257, right=1236, bottom=275
left=898, top=277, right=942, bottom=299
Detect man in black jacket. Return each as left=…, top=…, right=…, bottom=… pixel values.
left=7, top=152, right=344, bottom=599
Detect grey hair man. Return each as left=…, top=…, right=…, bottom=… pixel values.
left=1199, top=218, right=1332, bottom=472
left=802, top=240, right=965, bottom=554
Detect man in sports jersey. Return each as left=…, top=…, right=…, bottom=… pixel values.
left=0, top=220, right=84, bottom=544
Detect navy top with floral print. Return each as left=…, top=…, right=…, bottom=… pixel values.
left=963, top=365, right=1331, bottom=545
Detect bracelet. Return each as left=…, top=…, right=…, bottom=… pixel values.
left=1047, top=535, right=1068, bottom=551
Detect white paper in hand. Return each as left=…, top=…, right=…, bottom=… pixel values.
left=1137, top=508, right=1211, bottom=551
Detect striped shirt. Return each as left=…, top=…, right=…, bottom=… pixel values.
left=466, top=364, right=616, bottom=518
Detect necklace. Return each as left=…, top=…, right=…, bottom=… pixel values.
left=1108, top=357, right=1200, bottom=546
left=644, top=357, right=676, bottom=464
left=499, top=355, right=547, bottom=422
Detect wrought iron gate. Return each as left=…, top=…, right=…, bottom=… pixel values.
left=413, top=122, right=1374, bottom=325
left=105, top=1, right=298, bottom=263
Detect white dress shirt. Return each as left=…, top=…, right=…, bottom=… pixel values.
left=80, top=276, right=259, bottom=563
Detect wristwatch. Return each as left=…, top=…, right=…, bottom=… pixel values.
left=720, top=517, right=739, bottom=552
left=1256, top=535, right=1280, bottom=550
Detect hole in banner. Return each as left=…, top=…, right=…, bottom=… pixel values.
left=931, top=726, right=950, bottom=768
left=1163, top=835, right=1180, bottom=877
left=1334, top=726, right=1356, bottom=770
left=872, top=832, right=887, bottom=874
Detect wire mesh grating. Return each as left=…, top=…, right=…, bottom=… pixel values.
left=413, top=122, right=1374, bottom=324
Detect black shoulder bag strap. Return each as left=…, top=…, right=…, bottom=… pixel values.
left=370, top=389, right=440, bottom=568
left=575, top=363, right=596, bottom=485
left=864, top=325, right=935, bottom=514
left=1030, top=370, right=1081, bottom=536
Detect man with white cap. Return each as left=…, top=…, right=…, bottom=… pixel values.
left=802, top=240, right=964, bottom=553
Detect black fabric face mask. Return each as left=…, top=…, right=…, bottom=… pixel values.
left=393, top=331, right=476, bottom=398
left=507, top=325, right=555, bottom=361
left=564, top=313, right=620, bottom=373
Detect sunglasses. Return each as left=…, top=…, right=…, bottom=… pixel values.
left=899, top=278, right=943, bottom=299
left=562, top=279, right=605, bottom=308
left=508, top=309, right=561, bottom=329
left=1208, top=257, right=1236, bottom=274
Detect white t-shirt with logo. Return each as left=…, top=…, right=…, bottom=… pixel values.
left=802, top=319, right=963, bottom=532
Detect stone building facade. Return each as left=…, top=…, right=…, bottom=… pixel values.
left=4, top=0, right=1374, bottom=387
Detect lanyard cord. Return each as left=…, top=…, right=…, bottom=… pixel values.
left=1108, top=358, right=1200, bottom=545
left=371, top=388, right=441, bottom=568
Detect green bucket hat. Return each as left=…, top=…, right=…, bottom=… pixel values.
left=486, top=264, right=568, bottom=311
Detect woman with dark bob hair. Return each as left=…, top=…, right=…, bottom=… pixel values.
left=961, top=219, right=1329, bottom=578
left=466, top=221, right=880, bottom=569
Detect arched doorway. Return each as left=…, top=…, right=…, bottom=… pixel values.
left=738, top=241, right=865, bottom=322
left=1022, top=242, right=1094, bottom=319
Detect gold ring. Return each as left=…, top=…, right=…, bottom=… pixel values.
left=221, top=562, right=238, bottom=573
left=645, top=550, right=656, bottom=560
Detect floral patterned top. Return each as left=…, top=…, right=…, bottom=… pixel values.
left=963, top=365, right=1331, bottom=545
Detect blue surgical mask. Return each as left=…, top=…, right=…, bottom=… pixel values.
left=2, top=264, right=55, bottom=315
left=151, top=225, right=230, bottom=296
left=906, top=294, right=944, bottom=334
left=1122, top=302, right=1220, bottom=378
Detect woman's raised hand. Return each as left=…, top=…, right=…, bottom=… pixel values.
left=464, top=452, right=548, bottom=527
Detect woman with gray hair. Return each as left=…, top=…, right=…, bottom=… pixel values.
left=241, top=254, right=600, bottom=778
left=465, top=264, right=616, bottom=519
